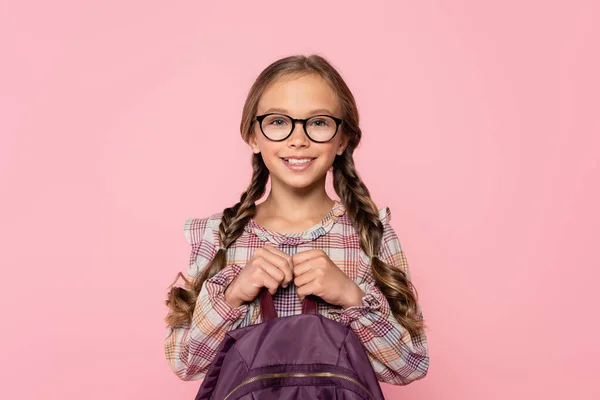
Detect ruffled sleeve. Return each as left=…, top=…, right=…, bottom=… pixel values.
left=183, top=217, right=218, bottom=277
left=164, top=216, right=250, bottom=381
left=327, top=207, right=430, bottom=385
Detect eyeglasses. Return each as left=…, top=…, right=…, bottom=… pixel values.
left=253, top=113, right=344, bottom=143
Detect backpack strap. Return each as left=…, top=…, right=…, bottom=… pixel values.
left=259, top=287, right=278, bottom=321
left=259, top=287, right=318, bottom=321
left=301, top=295, right=318, bottom=315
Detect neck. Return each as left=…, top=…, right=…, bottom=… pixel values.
left=260, top=175, right=336, bottom=221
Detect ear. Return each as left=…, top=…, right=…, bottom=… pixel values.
left=336, top=134, right=349, bottom=156
left=249, top=133, right=261, bottom=154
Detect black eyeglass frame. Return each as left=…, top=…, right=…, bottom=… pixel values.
left=252, top=113, right=344, bottom=143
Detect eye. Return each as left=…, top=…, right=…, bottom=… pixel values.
left=270, top=118, right=287, bottom=126
left=309, top=118, right=331, bottom=127
left=264, top=115, right=290, bottom=126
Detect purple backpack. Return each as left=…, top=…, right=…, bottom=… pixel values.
left=195, top=288, right=385, bottom=400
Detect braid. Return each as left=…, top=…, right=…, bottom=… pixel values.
left=165, top=153, right=269, bottom=327
left=218, top=154, right=270, bottom=249
left=333, top=151, right=426, bottom=338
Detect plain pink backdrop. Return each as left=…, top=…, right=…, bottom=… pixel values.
left=1, top=1, right=598, bottom=399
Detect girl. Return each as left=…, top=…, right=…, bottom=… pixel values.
left=164, top=54, right=429, bottom=386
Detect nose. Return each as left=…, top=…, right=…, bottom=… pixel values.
left=287, top=120, right=310, bottom=148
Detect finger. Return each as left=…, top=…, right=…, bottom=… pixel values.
left=257, top=246, right=294, bottom=287
left=294, top=269, right=316, bottom=288
left=258, top=260, right=285, bottom=284
left=297, top=280, right=318, bottom=301
left=292, top=258, right=314, bottom=277
left=259, top=271, right=280, bottom=295
left=262, top=244, right=294, bottom=270
left=292, top=249, right=323, bottom=265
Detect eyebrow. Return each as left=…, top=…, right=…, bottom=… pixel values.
left=262, top=107, right=335, bottom=115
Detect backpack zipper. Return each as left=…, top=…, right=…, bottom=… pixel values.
left=223, top=371, right=375, bottom=400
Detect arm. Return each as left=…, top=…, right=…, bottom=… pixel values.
left=328, top=208, right=430, bottom=385
left=164, top=217, right=249, bottom=381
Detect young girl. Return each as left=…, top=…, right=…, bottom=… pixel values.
left=164, top=54, right=429, bottom=386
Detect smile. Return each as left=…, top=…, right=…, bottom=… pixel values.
left=281, top=158, right=314, bottom=164
left=280, top=157, right=316, bottom=172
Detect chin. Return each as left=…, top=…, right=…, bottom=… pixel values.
left=271, top=170, right=328, bottom=190
left=278, top=176, right=320, bottom=189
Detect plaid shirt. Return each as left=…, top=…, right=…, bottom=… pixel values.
left=164, top=200, right=429, bottom=385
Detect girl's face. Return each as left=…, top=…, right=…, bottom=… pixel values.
left=249, top=73, right=349, bottom=191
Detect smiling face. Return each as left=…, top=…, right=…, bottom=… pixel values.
left=249, top=73, right=349, bottom=191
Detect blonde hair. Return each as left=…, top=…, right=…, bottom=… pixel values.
left=165, top=54, right=426, bottom=337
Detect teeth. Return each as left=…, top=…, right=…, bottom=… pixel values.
left=285, top=158, right=312, bottom=165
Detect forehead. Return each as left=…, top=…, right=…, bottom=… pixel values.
left=257, top=73, right=341, bottom=116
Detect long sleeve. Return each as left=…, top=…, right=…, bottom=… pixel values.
left=327, top=207, right=430, bottom=385
left=164, top=217, right=250, bottom=381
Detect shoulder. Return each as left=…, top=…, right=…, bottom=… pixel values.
left=335, top=204, right=393, bottom=239
left=183, top=211, right=224, bottom=246
left=183, top=212, right=224, bottom=276
left=334, top=204, right=392, bottom=235
left=377, top=205, right=404, bottom=253
left=375, top=206, right=410, bottom=274
left=378, top=206, right=392, bottom=226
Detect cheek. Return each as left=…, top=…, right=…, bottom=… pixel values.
left=258, top=139, right=280, bottom=155
left=319, top=144, right=340, bottom=162
left=258, top=143, right=286, bottom=170
left=252, top=130, right=273, bottom=152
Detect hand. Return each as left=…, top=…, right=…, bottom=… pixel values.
left=224, top=243, right=294, bottom=308
left=292, top=250, right=364, bottom=308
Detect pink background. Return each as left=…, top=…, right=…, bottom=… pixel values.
left=1, top=1, right=598, bottom=399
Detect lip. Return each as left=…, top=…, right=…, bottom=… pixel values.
left=280, top=156, right=316, bottom=172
